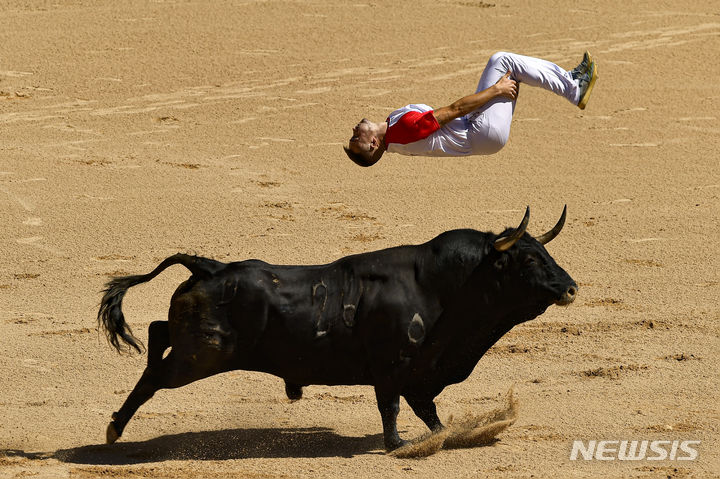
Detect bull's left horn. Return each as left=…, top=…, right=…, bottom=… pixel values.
left=494, top=206, right=530, bottom=252
left=535, top=205, right=567, bottom=245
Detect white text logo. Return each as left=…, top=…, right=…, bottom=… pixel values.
left=569, top=440, right=700, bottom=461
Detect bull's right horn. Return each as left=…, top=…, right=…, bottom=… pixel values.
left=494, top=206, right=530, bottom=252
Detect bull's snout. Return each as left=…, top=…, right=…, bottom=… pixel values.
left=555, top=284, right=577, bottom=306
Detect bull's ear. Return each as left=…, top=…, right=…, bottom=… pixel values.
left=535, top=205, right=566, bottom=245
left=494, top=206, right=530, bottom=251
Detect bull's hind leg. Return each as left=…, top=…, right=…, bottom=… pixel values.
left=107, top=320, right=171, bottom=442
left=146, top=320, right=169, bottom=368
left=107, top=363, right=163, bottom=444
left=106, top=349, right=222, bottom=444
left=106, top=321, right=174, bottom=443
left=106, top=321, right=225, bottom=444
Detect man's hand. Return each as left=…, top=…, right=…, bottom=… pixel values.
left=433, top=71, right=519, bottom=127
left=494, top=71, right=518, bottom=100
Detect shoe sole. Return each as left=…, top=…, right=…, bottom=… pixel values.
left=578, top=60, right=597, bottom=110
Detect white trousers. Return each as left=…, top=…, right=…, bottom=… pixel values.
left=467, top=52, right=579, bottom=155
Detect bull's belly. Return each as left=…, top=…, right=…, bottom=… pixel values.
left=233, top=302, right=388, bottom=386
left=242, top=343, right=374, bottom=386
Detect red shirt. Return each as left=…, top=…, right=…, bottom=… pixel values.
left=385, top=110, right=441, bottom=146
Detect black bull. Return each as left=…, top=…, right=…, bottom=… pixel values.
left=98, top=207, right=577, bottom=450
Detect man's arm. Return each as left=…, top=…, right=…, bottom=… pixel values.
left=433, top=71, right=518, bottom=127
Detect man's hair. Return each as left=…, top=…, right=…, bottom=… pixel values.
left=343, top=146, right=382, bottom=167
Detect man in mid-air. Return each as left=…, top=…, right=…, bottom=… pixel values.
left=344, top=51, right=597, bottom=167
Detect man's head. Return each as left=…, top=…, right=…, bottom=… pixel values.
left=344, top=118, right=385, bottom=167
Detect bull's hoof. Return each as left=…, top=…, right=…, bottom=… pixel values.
left=385, top=438, right=409, bottom=452
left=106, top=422, right=120, bottom=444
left=285, top=382, right=303, bottom=401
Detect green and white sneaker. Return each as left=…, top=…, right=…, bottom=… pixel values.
left=575, top=52, right=597, bottom=110
left=571, top=51, right=593, bottom=79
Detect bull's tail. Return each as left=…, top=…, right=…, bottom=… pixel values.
left=97, top=253, right=224, bottom=354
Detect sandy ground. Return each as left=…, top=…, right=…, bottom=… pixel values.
left=1, top=0, right=719, bottom=477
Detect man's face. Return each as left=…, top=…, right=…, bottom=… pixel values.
left=348, top=118, right=375, bottom=154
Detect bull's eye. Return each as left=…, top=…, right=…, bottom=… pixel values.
left=524, top=256, right=538, bottom=266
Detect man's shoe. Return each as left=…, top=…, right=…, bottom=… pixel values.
left=576, top=58, right=597, bottom=110
left=571, top=51, right=593, bottom=79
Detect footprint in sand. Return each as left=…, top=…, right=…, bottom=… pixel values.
left=160, top=161, right=203, bottom=169
left=260, top=200, right=293, bottom=210
left=0, top=176, right=47, bottom=231
left=624, top=259, right=663, bottom=268
left=626, top=237, right=665, bottom=243
left=31, top=327, right=93, bottom=338
left=614, top=107, right=647, bottom=114
left=13, top=273, right=40, bottom=280
left=0, top=183, right=34, bottom=211
left=16, top=236, right=66, bottom=256
left=22, top=359, right=50, bottom=373
left=23, top=217, right=42, bottom=226
left=351, top=232, right=384, bottom=243
left=678, top=116, right=716, bottom=121
left=230, top=117, right=257, bottom=125
left=42, top=122, right=96, bottom=135
left=686, top=184, right=719, bottom=191
left=338, top=211, right=377, bottom=222
left=609, top=142, right=658, bottom=148
left=361, top=89, right=392, bottom=98
left=252, top=179, right=282, bottom=188
left=578, top=364, right=648, bottom=379
left=94, top=254, right=135, bottom=261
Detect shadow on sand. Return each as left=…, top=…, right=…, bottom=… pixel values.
left=1, top=427, right=384, bottom=465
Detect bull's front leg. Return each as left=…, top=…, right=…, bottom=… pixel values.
left=405, top=394, right=443, bottom=432
left=374, top=387, right=408, bottom=451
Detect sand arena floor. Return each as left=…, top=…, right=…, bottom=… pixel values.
left=1, top=1, right=718, bottom=477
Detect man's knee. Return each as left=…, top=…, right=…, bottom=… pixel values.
left=489, top=51, right=511, bottom=68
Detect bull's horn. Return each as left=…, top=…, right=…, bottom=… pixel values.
left=536, top=205, right=567, bottom=245
left=494, top=206, right=530, bottom=252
